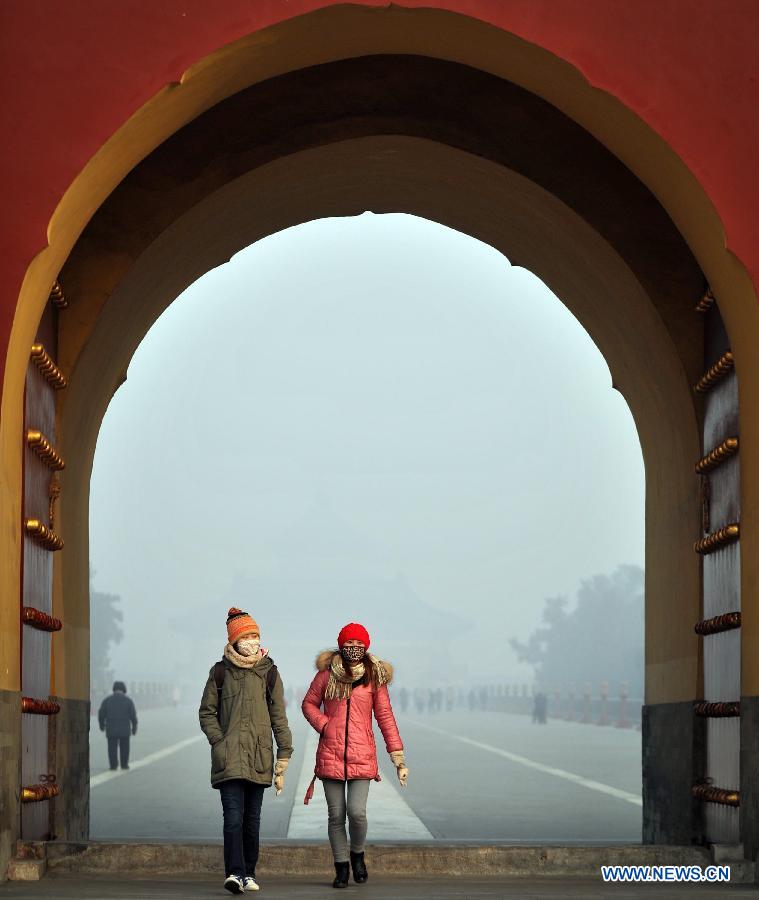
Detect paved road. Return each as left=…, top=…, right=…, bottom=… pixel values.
left=393, top=710, right=641, bottom=842
left=90, top=705, right=641, bottom=843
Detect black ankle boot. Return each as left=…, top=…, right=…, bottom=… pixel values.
left=350, top=850, right=368, bottom=883
left=333, top=861, right=350, bottom=889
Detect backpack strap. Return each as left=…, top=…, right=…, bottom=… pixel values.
left=266, top=664, right=278, bottom=705
left=213, top=660, right=225, bottom=720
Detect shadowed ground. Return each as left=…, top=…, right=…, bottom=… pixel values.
left=0, top=874, right=754, bottom=899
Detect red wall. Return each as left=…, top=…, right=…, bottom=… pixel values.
left=1, top=0, right=758, bottom=389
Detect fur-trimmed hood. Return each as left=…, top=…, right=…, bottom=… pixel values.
left=315, top=649, right=394, bottom=684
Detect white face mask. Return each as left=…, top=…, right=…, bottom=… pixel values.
left=237, top=637, right=260, bottom=657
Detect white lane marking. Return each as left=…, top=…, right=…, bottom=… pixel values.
left=287, top=726, right=433, bottom=839
left=90, top=735, right=205, bottom=789
left=408, top=719, right=642, bottom=807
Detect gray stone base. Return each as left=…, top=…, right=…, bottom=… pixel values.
left=49, top=698, right=90, bottom=842
left=740, top=695, right=759, bottom=861
left=0, top=690, right=21, bottom=881
left=642, top=700, right=705, bottom=845
left=45, top=841, right=714, bottom=877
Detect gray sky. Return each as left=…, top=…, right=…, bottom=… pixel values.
left=89, top=213, right=643, bottom=691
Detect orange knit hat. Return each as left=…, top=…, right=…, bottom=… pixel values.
left=226, top=607, right=259, bottom=644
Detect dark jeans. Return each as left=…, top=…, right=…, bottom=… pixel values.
left=107, top=735, right=130, bottom=769
left=219, top=780, right=266, bottom=878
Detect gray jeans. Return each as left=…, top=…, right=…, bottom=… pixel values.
left=322, top=778, right=371, bottom=862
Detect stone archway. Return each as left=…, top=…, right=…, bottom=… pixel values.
left=56, top=125, right=701, bottom=841
left=3, top=6, right=758, bottom=867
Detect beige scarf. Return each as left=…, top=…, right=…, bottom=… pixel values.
left=325, top=652, right=389, bottom=700
left=224, top=642, right=267, bottom=669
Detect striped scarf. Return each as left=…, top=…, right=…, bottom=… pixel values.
left=324, top=652, right=389, bottom=700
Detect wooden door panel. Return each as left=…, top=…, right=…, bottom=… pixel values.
left=20, top=304, right=60, bottom=840
left=699, top=302, right=741, bottom=845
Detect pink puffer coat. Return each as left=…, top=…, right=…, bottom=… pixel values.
left=302, top=651, right=403, bottom=782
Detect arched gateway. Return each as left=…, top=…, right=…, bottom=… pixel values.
left=1, top=3, right=758, bottom=876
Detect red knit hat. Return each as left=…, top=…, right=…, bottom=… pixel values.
left=226, top=608, right=259, bottom=644
left=337, top=622, right=370, bottom=649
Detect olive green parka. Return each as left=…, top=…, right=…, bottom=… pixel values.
left=198, top=655, right=293, bottom=788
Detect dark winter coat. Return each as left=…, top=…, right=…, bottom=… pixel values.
left=98, top=691, right=137, bottom=738
left=198, top=654, right=293, bottom=788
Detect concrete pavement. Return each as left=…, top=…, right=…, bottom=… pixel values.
left=89, top=705, right=642, bottom=843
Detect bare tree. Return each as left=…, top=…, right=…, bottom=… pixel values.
left=90, top=575, right=124, bottom=699
left=510, top=565, right=643, bottom=697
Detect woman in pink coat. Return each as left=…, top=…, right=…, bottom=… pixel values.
left=302, top=622, right=409, bottom=889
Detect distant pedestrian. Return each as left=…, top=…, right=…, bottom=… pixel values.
left=98, top=681, right=137, bottom=771
left=445, top=685, right=455, bottom=712
left=398, top=685, right=409, bottom=713
left=199, top=608, right=293, bottom=895
left=302, top=622, right=408, bottom=889
left=532, top=691, right=548, bottom=724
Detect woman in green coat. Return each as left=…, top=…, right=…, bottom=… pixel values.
left=199, top=608, right=293, bottom=894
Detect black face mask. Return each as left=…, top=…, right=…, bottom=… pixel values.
left=341, top=645, right=366, bottom=663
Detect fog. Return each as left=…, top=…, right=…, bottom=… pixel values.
left=89, top=213, right=644, bottom=699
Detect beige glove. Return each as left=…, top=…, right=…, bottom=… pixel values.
left=389, top=750, right=409, bottom=787
left=274, top=758, right=289, bottom=795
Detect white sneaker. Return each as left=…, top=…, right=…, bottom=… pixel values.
left=244, top=876, right=260, bottom=891
left=224, top=874, right=245, bottom=894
